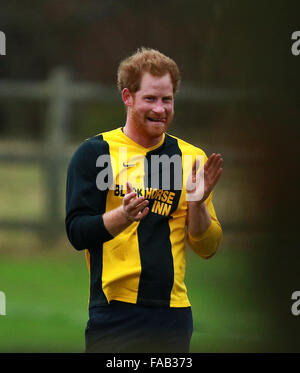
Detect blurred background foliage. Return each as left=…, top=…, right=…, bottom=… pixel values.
left=0, top=0, right=300, bottom=352
left=1, top=0, right=299, bottom=139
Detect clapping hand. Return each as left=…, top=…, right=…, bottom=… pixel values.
left=186, top=153, right=223, bottom=203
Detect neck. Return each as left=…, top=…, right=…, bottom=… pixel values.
left=123, top=124, right=163, bottom=148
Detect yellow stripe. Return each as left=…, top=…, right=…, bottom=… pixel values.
left=169, top=139, right=201, bottom=307
left=169, top=159, right=190, bottom=307
left=101, top=129, right=145, bottom=304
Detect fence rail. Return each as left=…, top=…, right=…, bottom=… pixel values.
left=0, top=68, right=266, bottom=239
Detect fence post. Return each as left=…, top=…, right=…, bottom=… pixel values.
left=43, top=68, right=71, bottom=240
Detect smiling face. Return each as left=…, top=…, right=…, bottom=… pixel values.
left=123, top=72, right=174, bottom=146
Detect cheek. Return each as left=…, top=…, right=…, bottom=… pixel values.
left=141, top=106, right=153, bottom=118
left=167, top=105, right=174, bottom=117
left=135, top=103, right=149, bottom=113
left=132, top=106, right=148, bottom=124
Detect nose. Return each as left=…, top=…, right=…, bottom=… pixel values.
left=152, top=101, right=165, bottom=114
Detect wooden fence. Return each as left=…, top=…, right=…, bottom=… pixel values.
left=0, top=68, right=265, bottom=239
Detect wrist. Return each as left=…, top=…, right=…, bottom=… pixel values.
left=187, top=200, right=206, bottom=209
left=119, top=205, right=133, bottom=224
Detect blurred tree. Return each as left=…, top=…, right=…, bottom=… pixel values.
left=0, top=0, right=299, bottom=138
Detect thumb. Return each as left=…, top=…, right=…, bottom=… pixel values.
left=192, top=158, right=200, bottom=178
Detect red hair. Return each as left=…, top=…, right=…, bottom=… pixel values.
left=117, top=47, right=181, bottom=94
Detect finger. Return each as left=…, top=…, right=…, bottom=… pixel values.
left=129, top=201, right=149, bottom=221
left=191, top=157, right=202, bottom=184
left=126, top=181, right=134, bottom=193
left=192, top=158, right=200, bottom=173
left=205, top=155, right=222, bottom=179
left=209, top=157, right=223, bottom=180
left=135, top=206, right=149, bottom=221
left=210, top=167, right=223, bottom=189
left=131, top=199, right=149, bottom=214
left=191, top=159, right=197, bottom=183
left=203, top=157, right=222, bottom=192
left=213, top=158, right=223, bottom=177
left=127, top=196, right=147, bottom=211
left=123, top=191, right=136, bottom=205
left=213, top=154, right=222, bottom=167
left=207, top=153, right=221, bottom=170
left=204, top=153, right=216, bottom=170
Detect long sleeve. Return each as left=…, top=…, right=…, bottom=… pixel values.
left=65, top=138, right=113, bottom=251
left=187, top=192, right=223, bottom=259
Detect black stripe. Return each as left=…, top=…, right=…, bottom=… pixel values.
left=137, top=135, right=182, bottom=306
left=89, top=246, right=108, bottom=307
left=88, top=134, right=112, bottom=307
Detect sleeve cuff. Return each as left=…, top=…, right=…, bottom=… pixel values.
left=69, top=214, right=114, bottom=250
left=188, top=220, right=216, bottom=242
left=187, top=220, right=222, bottom=259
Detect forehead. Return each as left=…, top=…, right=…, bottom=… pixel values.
left=138, top=72, right=173, bottom=95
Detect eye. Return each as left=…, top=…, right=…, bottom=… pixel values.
left=145, top=97, right=155, bottom=102
left=163, top=97, right=173, bottom=103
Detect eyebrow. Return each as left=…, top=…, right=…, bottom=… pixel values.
left=143, top=94, right=173, bottom=99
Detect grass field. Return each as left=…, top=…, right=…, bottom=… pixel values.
left=0, top=233, right=276, bottom=353
left=0, top=149, right=277, bottom=352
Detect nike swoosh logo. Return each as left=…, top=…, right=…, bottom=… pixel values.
left=123, top=162, right=137, bottom=168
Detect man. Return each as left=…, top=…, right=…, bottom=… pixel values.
left=65, top=47, right=223, bottom=353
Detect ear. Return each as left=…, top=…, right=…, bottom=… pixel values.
left=122, top=88, right=133, bottom=107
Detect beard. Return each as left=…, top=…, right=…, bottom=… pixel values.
left=130, top=107, right=173, bottom=140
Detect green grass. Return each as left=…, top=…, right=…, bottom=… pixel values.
left=186, top=248, right=274, bottom=352
left=0, top=249, right=88, bottom=352
left=0, top=237, right=276, bottom=353
left=0, top=149, right=275, bottom=352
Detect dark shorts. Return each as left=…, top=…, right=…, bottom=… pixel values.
left=85, top=301, right=193, bottom=353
